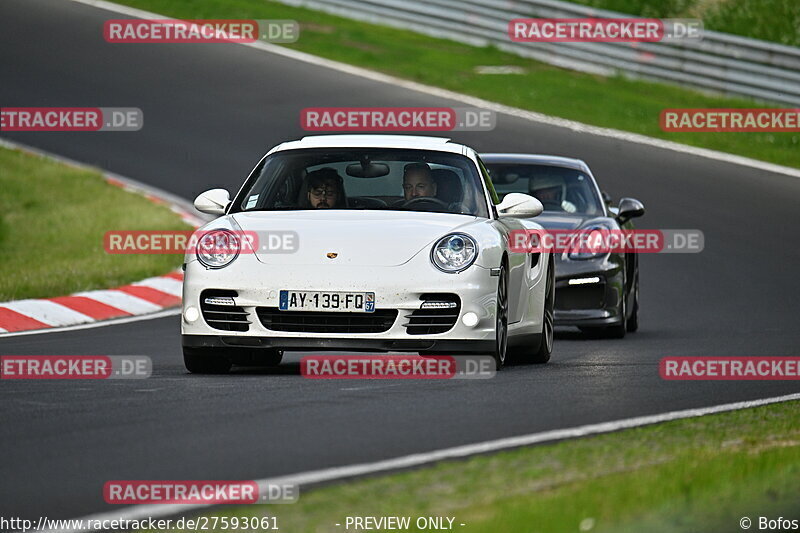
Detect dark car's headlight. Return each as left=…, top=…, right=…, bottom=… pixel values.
left=567, top=225, right=612, bottom=260
left=431, top=233, right=478, bottom=273
left=196, top=229, right=241, bottom=269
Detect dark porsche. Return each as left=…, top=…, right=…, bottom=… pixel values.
left=482, top=154, right=644, bottom=338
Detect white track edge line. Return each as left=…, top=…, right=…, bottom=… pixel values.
left=0, top=308, right=181, bottom=338
left=67, top=0, right=800, bottom=179
left=36, top=391, right=800, bottom=533
left=0, top=137, right=198, bottom=337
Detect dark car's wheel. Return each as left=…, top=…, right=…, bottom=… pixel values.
left=493, top=263, right=509, bottom=370
left=183, top=347, right=232, bottom=374
left=626, top=271, right=639, bottom=333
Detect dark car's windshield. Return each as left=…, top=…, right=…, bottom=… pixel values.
left=231, top=148, right=489, bottom=218
left=484, top=163, right=604, bottom=216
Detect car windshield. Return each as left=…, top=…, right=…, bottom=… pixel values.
left=485, top=162, right=605, bottom=216
left=231, top=148, right=489, bottom=218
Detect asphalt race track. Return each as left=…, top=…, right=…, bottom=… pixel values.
left=2, top=0, right=800, bottom=522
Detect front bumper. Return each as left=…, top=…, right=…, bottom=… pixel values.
left=182, top=334, right=495, bottom=354
left=553, top=255, right=625, bottom=327
left=181, top=254, right=500, bottom=352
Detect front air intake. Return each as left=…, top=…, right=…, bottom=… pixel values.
left=200, top=289, right=250, bottom=332
left=404, top=293, right=461, bottom=335
left=256, top=308, right=397, bottom=333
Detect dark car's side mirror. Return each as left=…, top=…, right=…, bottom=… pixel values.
left=616, top=197, right=645, bottom=224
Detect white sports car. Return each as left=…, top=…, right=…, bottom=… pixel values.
left=181, top=135, right=554, bottom=373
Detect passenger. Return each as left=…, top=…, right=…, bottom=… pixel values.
left=304, top=168, right=346, bottom=209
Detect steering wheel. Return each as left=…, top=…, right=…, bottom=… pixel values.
left=400, top=196, right=451, bottom=211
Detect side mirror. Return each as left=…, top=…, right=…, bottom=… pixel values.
left=194, top=188, right=231, bottom=216
left=497, top=192, right=543, bottom=218
left=616, top=197, right=645, bottom=224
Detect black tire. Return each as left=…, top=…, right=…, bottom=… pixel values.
left=508, top=256, right=554, bottom=364
left=493, top=262, right=509, bottom=370
left=183, top=347, right=232, bottom=374
left=531, top=260, right=554, bottom=364
left=626, top=271, right=639, bottom=333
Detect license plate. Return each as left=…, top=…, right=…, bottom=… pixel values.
left=279, top=291, right=375, bottom=313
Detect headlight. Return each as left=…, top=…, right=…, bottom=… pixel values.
left=196, top=229, right=241, bottom=269
left=431, top=233, right=478, bottom=273
left=567, top=226, right=610, bottom=260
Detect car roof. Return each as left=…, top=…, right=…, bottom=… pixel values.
left=481, top=153, right=590, bottom=173
left=269, top=135, right=466, bottom=155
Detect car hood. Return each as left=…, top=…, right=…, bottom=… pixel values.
left=232, top=210, right=479, bottom=266
left=533, top=212, right=600, bottom=231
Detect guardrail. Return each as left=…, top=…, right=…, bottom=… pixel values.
left=278, top=0, right=800, bottom=106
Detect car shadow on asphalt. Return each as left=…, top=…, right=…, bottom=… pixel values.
left=230, top=361, right=303, bottom=375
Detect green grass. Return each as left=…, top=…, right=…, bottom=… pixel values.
left=0, top=146, right=191, bottom=301
left=150, top=400, right=800, bottom=533
left=567, top=0, right=800, bottom=46
left=114, top=0, right=799, bottom=169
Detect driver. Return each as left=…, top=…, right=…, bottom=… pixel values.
left=530, top=174, right=577, bottom=213
left=304, top=168, right=346, bottom=209
left=402, top=162, right=437, bottom=201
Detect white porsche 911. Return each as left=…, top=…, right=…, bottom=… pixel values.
left=181, top=135, right=554, bottom=373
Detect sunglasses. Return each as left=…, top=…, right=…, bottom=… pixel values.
left=310, top=187, right=338, bottom=197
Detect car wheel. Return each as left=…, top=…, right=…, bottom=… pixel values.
left=183, top=347, right=232, bottom=374
left=493, top=263, right=509, bottom=370
left=509, top=256, right=554, bottom=365
left=531, top=260, right=554, bottom=363
left=626, top=271, right=639, bottom=333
